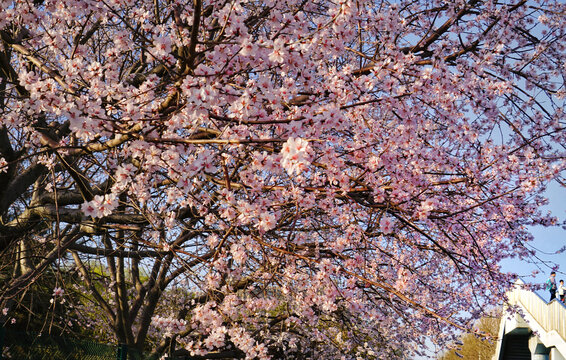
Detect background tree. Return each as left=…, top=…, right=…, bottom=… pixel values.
left=439, top=314, right=501, bottom=360
left=0, top=0, right=565, bottom=358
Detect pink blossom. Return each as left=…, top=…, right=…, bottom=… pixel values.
left=269, top=39, right=286, bottom=63
left=380, top=216, right=395, bottom=234
left=52, top=287, right=64, bottom=297
left=0, top=157, right=7, bottom=173
left=240, top=38, right=257, bottom=56
left=256, top=212, right=277, bottom=232
left=230, top=242, right=247, bottom=264
left=153, top=36, right=172, bottom=57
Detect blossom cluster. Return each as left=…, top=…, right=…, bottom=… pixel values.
left=280, top=137, right=312, bottom=176
left=151, top=315, right=187, bottom=336
left=81, top=194, right=119, bottom=218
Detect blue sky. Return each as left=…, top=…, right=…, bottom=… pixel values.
left=500, top=180, right=566, bottom=297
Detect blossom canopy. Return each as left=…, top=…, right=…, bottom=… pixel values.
left=0, top=0, right=565, bottom=358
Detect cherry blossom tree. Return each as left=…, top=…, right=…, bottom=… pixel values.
left=1, top=0, right=565, bottom=358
